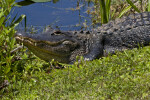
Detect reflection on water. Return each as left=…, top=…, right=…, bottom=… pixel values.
left=12, top=0, right=93, bottom=31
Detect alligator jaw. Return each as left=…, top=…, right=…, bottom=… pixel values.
left=15, top=35, right=73, bottom=48
left=15, top=32, right=79, bottom=63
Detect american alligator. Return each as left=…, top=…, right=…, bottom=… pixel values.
left=15, top=12, right=150, bottom=64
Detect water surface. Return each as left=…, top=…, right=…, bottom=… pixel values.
left=12, top=0, right=92, bottom=31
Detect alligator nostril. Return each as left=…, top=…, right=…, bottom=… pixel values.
left=51, top=33, right=55, bottom=35
left=86, top=31, right=90, bottom=34
left=17, top=33, right=22, bottom=36
left=15, top=31, right=23, bottom=36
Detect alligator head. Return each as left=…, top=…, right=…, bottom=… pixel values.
left=15, top=30, right=81, bottom=63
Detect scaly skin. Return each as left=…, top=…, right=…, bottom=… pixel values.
left=98, top=12, right=150, bottom=56
left=15, top=12, right=150, bottom=64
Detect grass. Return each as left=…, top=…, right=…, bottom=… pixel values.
left=90, top=0, right=149, bottom=26
left=1, top=46, right=150, bottom=99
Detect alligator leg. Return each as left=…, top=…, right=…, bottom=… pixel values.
left=83, top=36, right=104, bottom=61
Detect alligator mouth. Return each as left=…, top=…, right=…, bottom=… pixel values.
left=15, top=35, right=76, bottom=57
left=15, top=35, right=69, bottom=47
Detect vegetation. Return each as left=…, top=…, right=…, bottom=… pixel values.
left=0, top=0, right=25, bottom=83
left=2, top=47, right=150, bottom=99
left=0, top=0, right=150, bottom=99
left=90, top=0, right=150, bottom=25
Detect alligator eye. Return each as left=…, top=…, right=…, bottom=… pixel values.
left=62, top=41, right=71, bottom=45
left=51, top=31, right=62, bottom=35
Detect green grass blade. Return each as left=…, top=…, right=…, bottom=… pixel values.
left=148, top=0, right=150, bottom=11
left=10, top=14, right=25, bottom=28
left=118, top=5, right=132, bottom=18
left=106, top=0, right=111, bottom=21
left=11, top=13, right=18, bottom=25
left=126, top=0, right=140, bottom=13
left=25, top=16, right=27, bottom=31
left=99, top=0, right=108, bottom=24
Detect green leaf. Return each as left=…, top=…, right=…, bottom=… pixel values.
left=4, top=64, right=11, bottom=74
left=119, top=6, right=132, bottom=18
left=15, top=1, right=35, bottom=7
left=0, top=16, right=5, bottom=27
left=0, top=9, right=4, bottom=18
left=10, top=38, right=16, bottom=49
left=148, top=0, right=150, bottom=11
left=11, top=13, right=18, bottom=25
left=15, top=0, right=52, bottom=6
left=31, top=0, right=51, bottom=2
left=10, top=14, right=25, bottom=28
left=126, top=0, right=140, bottom=13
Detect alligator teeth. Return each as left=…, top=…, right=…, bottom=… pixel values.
left=34, top=42, right=37, bottom=46
left=21, top=38, right=24, bottom=41
left=15, top=36, right=24, bottom=42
